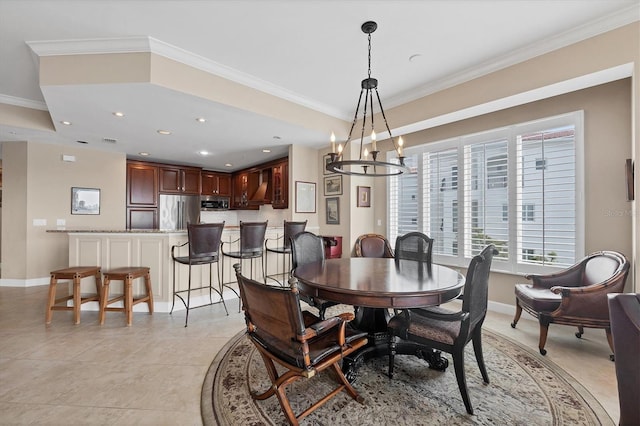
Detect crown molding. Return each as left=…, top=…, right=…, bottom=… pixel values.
left=386, top=4, right=640, bottom=109
left=0, top=94, right=48, bottom=111
left=26, top=36, right=348, bottom=121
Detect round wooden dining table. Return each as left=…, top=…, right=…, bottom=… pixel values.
left=293, top=257, right=465, bottom=380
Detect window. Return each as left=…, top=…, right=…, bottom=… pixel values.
left=389, top=111, right=583, bottom=274
left=522, top=204, right=535, bottom=221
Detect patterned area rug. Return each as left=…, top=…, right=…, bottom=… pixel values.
left=201, top=328, right=613, bottom=425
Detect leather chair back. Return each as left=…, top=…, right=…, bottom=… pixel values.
left=187, top=222, right=224, bottom=260
left=283, top=220, right=307, bottom=250
left=239, top=221, right=268, bottom=254
left=291, top=232, right=325, bottom=269
left=355, top=234, right=393, bottom=258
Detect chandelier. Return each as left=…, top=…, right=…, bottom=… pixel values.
left=326, top=21, right=409, bottom=177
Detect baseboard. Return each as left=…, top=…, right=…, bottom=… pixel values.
left=0, top=277, right=49, bottom=287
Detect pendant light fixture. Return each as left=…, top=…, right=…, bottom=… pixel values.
left=326, top=21, right=409, bottom=177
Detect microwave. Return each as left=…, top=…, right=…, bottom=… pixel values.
left=201, top=196, right=230, bottom=211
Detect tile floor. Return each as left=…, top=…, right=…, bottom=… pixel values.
left=0, top=284, right=620, bottom=425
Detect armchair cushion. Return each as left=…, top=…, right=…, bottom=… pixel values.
left=514, top=284, right=562, bottom=312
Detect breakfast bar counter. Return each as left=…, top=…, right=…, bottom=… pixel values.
left=50, top=226, right=291, bottom=313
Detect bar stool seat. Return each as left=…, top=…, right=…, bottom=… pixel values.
left=46, top=266, right=102, bottom=325
left=100, top=267, right=153, bottom=326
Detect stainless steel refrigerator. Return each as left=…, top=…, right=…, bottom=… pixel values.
left=158, top=194, right=200, bottom=230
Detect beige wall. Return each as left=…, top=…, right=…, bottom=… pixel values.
left=290, top=144, right=320, bottom=228
left=0, top=141, right=126, bottom=284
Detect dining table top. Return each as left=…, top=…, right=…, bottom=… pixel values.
left=293, top=257, right=466, bottom=309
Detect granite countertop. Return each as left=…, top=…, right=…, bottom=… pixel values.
left=47, top=226, right=284, bottom=233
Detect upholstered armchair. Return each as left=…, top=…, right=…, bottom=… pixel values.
left=511, top=251, right=629, bottom=359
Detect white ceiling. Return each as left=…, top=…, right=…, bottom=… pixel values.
left=0, top=0, right=638, bottom=171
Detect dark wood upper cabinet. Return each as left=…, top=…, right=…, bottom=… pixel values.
left=159, top=166, right=201, bottom=194
left=201, top=172, right=231, bottom=196
left=231, top=157, right=288, bottom=210
left=271, top=160, right=288, bottom=209
left=127, top=161, right=158, bottom=207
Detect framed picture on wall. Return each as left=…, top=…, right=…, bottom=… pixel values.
left=357, top=186, right=371, bottom=207
left=326, top=197, right=340, bottom=224
left=71, top=187, right=100, bottom=215
left=295, top=181, right=316, bottom=213
left=323, top=154, right=333, bottom=175
left=324, top=175, right=342, bottom=196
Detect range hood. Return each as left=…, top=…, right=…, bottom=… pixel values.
left=249, top=167, right=272, bottom=204
left=249, top=181, right=269, bottom=203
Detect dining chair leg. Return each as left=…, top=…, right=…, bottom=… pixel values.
left=388, top=335, right=397, bottom=379
left=453, top=350, right=473, bottom=415
left=511, top=299, right=522, bottom=328
left=472, top=329, right=489, bottom=384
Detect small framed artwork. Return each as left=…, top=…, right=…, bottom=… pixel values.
left=626, top=158, right=634, bottom=201
left=326, top=197, right=340, bottom=224
left=295, top=181, right=316, bottom=213
left=323, top=154, right=332, bottom=175
left=324, top=175, right=343, bottom=196
left=357, top=186, right=371, bottom=207
left=71, top=187, right=100, bottom=215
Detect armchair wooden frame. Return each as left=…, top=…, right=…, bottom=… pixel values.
left=511, top=250, right=630, bottom=359
left=234, top=264, right=368, bottom=426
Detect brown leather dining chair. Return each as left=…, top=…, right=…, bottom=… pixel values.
left=387, top=244, right=498, bottom=415
left=234, top=263, right=368, bottom=426
left=171, top=222, right=227, bottom=326
left=354, top=233, right=394, bottom=258
left=290, top=231, right=338, bottom=320
left=511, top=250, right=629, bottom=359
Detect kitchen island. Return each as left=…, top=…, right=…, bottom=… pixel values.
left=50, top=226, right=309, bottom=313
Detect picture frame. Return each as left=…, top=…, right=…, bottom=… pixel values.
left=323, top=154, right=332, bottom=175
left=326, top=197, right=340, bottom=224
left=357, top=186, right=371, bottom=207
left=71, top=187, right=100, bottom=215
left=324, top=175, right=342, bottom=196
left=626, top=158, right=634, bottom=201
left=295, top=181, right=316, bottom=213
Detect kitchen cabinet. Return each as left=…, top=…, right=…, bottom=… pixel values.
left=127, top=161, right=158, bottom=207
left=271, top=160, right=288, bottom=209
left=232, top=171, right=260, bottom=209
left=201, top=171, right=231, bottom=196
left=127, top=207, right=157, bottom=230
left=160, top=166, right=201, bottom=194
left=231, top=157, right=288, bottom=210
left=127, top=161, right=159, bottom=229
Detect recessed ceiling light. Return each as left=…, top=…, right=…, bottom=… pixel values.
left=273, top=136, right=281, bottom=140
left=113, top=112, right=125, bottom=117
left=61, top=121, right=72, bottom=126
left=196, top=117, right=206, bottom=123
left=139, top=152, right=150, bottom=156
left=157, top=130, right=172, bottom=135
left=262, top=149, right=271, bottom=153
left=225, top=163, right=233, bottom=167
left=198, top=150, right=210, bottom=156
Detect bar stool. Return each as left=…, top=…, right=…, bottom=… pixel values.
left=221, top=221, right=268, bottom=311
left=265, top=220, right=306, bottom=285
left=46, top=266, right=102, bottom=325
left=99, top=266, right=153, bottom=326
